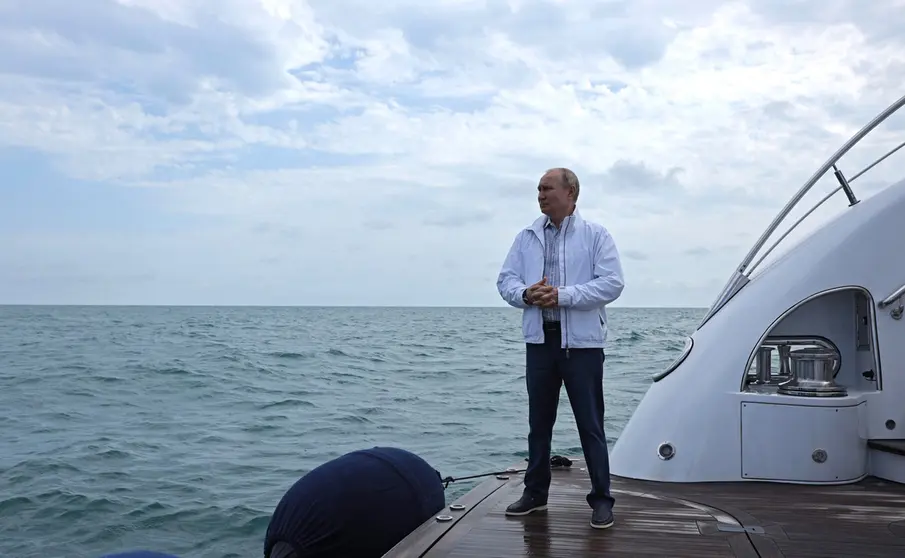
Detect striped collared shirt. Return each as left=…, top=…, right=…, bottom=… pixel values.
left=542, top=214, right=573, bottom=322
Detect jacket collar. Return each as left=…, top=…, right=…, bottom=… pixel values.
left=530, top=208, right=584, bottom=241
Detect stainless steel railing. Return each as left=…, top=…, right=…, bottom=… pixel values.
left=879, top=283, right=905, bottom=320
left=698, top=93, right=905, bottom=330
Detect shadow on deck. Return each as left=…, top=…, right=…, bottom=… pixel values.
left=383, top=458, right=905, bottom=557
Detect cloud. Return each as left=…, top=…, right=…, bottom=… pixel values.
left=1, top=0, right=905, bottom=307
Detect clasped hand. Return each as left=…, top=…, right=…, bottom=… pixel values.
left=526, top=277, right=558, bottom=308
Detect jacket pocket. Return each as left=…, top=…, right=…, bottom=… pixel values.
left=566, top=308, right=603, bottom=344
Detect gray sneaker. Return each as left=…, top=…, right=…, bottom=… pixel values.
left=504, top=494, right=547, bottom=516
left=591, top=506, right=614, bottom=529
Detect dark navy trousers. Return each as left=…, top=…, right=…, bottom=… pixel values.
left=523, top=323, right=615, bottom=511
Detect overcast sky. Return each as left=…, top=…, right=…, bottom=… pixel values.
left=1, top=0, right=904, bottom=307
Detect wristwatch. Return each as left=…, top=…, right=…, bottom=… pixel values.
left=522, top=289, right=531, bottom=305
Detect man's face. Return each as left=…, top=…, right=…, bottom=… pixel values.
left=537, top=171, right=572, bottom=217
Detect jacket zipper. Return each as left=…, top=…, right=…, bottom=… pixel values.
left=563, top=216, right=571, bottom=359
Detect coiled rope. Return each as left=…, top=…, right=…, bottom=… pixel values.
left=440, top=455, right=572, bottom=489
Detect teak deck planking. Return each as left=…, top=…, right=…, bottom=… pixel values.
left=383, top=457, right=905, bottom=557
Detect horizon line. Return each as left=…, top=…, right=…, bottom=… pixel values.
left=0, top=303, right=710, bottom=309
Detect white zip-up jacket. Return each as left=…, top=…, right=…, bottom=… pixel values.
left=496, top=209, right=625, bottom=349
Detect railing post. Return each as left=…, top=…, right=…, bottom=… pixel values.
left=879, top=284, right=905, bottom=321
left=832, top=165, right=859, bottom=206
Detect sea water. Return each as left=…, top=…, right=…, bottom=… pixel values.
left=0, top=305, right=703, bottom=557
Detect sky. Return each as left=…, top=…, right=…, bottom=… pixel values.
left=1, top=0, right=905, bottom=307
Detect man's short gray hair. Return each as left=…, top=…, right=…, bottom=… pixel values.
left=547, top=167, right=580, bottom=202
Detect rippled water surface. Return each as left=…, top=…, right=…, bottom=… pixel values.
left=0, top=305, right=703, bottom=557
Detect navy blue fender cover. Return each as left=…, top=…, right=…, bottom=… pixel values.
left=264, top=446, right=446, bottom=558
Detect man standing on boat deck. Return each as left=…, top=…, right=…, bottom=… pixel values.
left=496, top=167, right=624, bottom=530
